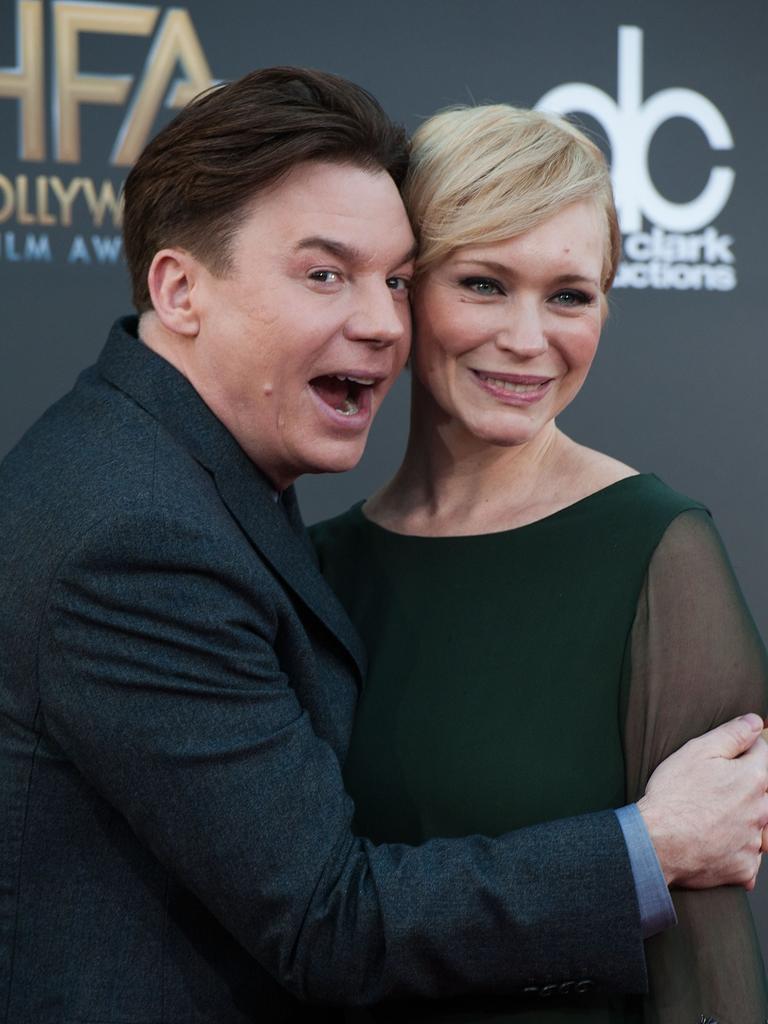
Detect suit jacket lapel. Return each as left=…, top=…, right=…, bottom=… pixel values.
left=212, top=459, right=367, bottom=677
left=97, top=317, right=367, bottom=679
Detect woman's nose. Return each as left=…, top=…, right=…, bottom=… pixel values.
left=494, top=302, right=548, bottom=357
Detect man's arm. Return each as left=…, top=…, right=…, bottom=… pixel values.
left=39, top=508, right=768, bottom=1004
left=616, top=804, right=676, bottom=937
left=639, top=714, right=768, bottom=889
left=619, top=709, right=768, bottom=940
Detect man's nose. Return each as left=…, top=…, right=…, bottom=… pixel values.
left=343, top=283, right=409, bottom=346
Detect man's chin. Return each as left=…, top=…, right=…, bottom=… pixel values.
left=302, top=437, right=369, bottom=477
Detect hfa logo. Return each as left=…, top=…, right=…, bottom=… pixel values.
left=0, top=1, right=216, bottom=265
left=537, top=26, right=736, bottom=292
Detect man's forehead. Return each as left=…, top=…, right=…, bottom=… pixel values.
left=233, top=161, right=415, bottom=263
left=250, top=161, right=409, bottom=220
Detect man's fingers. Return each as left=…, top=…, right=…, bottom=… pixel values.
left=642, top=713, right=768, bottom=889
left=736, top=731, right=768, bottom=784
left=692, top=713, right=764, bottom=760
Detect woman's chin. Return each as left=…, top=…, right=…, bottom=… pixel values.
left=451, top=413, right=550, bottom=450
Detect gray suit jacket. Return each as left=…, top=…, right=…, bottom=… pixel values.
left=0, top=317, right=646, bottom=1023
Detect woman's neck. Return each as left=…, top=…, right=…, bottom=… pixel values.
left=365, top=377, right=638, bottom=537
left=366, top=382, right=575, bottom=536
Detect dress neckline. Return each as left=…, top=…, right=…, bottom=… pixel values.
left=354, top=472, right=656, bottom=542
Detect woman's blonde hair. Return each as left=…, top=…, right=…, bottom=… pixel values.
left=403, top=104, right=621, bottom=292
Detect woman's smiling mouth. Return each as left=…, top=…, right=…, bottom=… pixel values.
left=471, top=370, right=553, bottom=404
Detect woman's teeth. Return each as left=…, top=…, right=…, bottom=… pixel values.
left=480, top=375, right=547, bottom=393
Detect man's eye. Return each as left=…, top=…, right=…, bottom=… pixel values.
left=386, top=276, right=410, bottom=292
left=461, top=277, right=503, bottom=296
left=309, top=270, right=341, bottom=284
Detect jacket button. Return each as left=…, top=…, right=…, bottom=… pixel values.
left=523, top=986, right=539, bottom=995
left=540, top=984, right=557, bottom=998
left=575, top=979, right=595, bottom=994
left=558, top=981, right=574, bottom=995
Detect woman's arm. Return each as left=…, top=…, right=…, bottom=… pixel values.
left=623, top=508, right=768, bottom=1020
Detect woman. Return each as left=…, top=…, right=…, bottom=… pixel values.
left=311, top=105, right=768, bottom=1022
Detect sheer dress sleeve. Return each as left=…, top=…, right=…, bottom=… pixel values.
left=622, top=509, right=768, bottom=1023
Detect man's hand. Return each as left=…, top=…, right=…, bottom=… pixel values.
left=637, top=713, right=768, bottom=891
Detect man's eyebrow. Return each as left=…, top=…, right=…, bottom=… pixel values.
left=400, top=242, right=419, bottom=265
left=295, top=236, right=363, bottom=262
left=295, top=236, right=418, bottom=267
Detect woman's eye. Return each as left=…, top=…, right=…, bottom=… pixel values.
left=461, top=277, right=503, bottom=296
left=309, top=269, right=341, bottom=285
left=551, top=289, right=591, bottom=307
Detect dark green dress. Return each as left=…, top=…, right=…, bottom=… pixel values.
left=310, top=474, right=768, bottom=1024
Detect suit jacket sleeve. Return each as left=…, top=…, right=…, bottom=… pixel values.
left=39, top=503, right=646, bottom=1004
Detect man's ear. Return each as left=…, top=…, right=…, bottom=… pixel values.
left=147, top=249, right=201, bottom=337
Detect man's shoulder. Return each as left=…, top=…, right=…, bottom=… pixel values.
left=0, top=364, right=229, bottom=560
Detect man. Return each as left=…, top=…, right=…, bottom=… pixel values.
left=0, top=67, right=766, bottom=1023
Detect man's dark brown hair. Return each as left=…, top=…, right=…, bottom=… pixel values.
left=122, top=66, right=409, bottom=312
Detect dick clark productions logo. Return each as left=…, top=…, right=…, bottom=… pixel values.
left=537, top=25, right=736, bottom=291
left=0, top=11, right=738, bottom=289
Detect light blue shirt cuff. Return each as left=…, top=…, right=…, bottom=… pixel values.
left=615, top=804, right=677, bottom=938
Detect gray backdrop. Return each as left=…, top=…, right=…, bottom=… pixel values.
left=2, top=0, right=767, bottom=952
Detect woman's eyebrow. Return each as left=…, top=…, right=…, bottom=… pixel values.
left=451, top=258, right=599, bottom=288
left=550, top=273, right=601, bottom=288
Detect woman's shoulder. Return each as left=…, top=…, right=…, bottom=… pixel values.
left=562, top=442, right=707, bottom=522
left=553, top=447, right=716, bottom=599
left=567, top=444, right=636, bottom=490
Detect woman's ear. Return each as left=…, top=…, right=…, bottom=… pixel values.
left=146, top=248, right=201, bottom=337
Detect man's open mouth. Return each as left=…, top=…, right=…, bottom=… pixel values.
left=309, top=374, right=376, bottom=417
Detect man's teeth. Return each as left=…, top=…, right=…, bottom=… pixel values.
left=335, top=397, right=359, bottom=416
left=329, top=374, right=374, bottom=415
left=333, top=374, right=375, bottom=386
left=480, top=375, right=546, bottom=393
